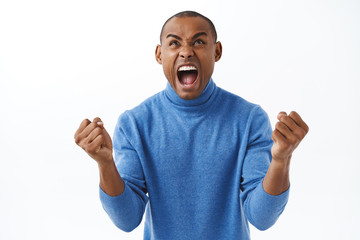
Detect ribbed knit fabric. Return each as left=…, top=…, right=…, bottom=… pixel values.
left=100, top=79, right=289, bottom=239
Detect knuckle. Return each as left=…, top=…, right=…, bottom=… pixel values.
left=283, top=115, right=291, bottom=121
left=279, top=115, right=288, bottom=123
left=85, top=145, right=95, bottom=154
left=97, top=134, right=104, bottom=141
left=298, top=129, right=306, bottom=139
left=94, top=127, right=102, bottom=134
left=288, top=136, right=298, bottom=145
left=276, top=128, right=283, bottom=136
left=83, top=119, right=91, bottom=124
left=271, top=129, right=279, bottom=137
left=277, top=137, right=289, bottom=146
left=271, top=131, right=276, bottom=141
left=93, top=117, right=101, bottom=122
left=90, top=128, right=102, bottom=138
left=272, top=129, right=278, bottom=136
left=289, top=111, right=298, bottom=117
left=276, top=142, right=287, bottom=152
left=282, top=141, right=290, bottom=149
left=88, top=122, right=97, bottom=129
left=74, top=135, right=81, bottom=144
left=304, top=124, right=310, bottom=133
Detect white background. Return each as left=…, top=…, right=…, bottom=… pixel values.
left=0, top=0, right=359, bottom=239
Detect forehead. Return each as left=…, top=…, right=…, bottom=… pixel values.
left=162, top=16, right=213, bottom=40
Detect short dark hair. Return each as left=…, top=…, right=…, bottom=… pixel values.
left=159, top=11, right=217, bottom=44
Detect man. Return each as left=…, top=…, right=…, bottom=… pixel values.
left=74, top=11, right=309, bottom=239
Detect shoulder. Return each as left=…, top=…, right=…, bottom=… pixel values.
left=216, top=87, right=272, bottom=141
left=217, top=86, right=262, bottom=116
left=214, top=86, right=271, bottom=133
left=116, top=91, right=163, bottom=128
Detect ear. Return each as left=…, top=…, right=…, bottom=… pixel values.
left=214, top=41, right=222, bottom=62
left=155, top=44, right=162, bottom=64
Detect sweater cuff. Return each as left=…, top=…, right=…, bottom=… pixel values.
left=99, top=183, right=142, bottom=232
left=99, top=183, right=130, bottom=206
left=247, top=181, right=290, bottom=230
left=259, top=181, right=290, bottom=204
left=256, top=180, right=290, bottom=216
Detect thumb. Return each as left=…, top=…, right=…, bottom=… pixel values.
left=93, top=117, right=103, bottom=126
left=277, top=111, right=287, bottom=121
left=92, top=117, right=112, bottom=148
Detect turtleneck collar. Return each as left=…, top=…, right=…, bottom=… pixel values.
left=164, top=78, right=217, bottom=108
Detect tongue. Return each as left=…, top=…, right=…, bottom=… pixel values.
left=180, top=71, right=197, bottom=85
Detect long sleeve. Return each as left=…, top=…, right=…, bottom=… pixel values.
left=240, top=106, right=289, bottom=230
left=99, top=112, right=148, bottom=232
left=98, top=80, right=289, bottom=239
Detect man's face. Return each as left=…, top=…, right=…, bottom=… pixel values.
left=156, top=16, right=222, bottom=100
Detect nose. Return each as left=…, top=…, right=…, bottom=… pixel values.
left=179, top=45, right=193, bottom=60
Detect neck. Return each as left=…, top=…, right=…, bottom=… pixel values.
left=164, top=78, right=216, bottom=107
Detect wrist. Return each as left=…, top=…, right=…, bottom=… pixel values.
left=268, top=158, right=291, bottom=181
left=97, top=158, right=124, bottom=196
left=97, top=156, right=115, bottom=170
left=264, top=161, right=290, bottom=195
left=271, top=155, right=291, bottom=168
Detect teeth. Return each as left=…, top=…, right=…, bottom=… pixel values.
left=178, top=65, right=197, bottom=71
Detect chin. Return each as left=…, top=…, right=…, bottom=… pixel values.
left=179, top=93, right=197, bottom=100
left=176, top=88, right=202, bottom=100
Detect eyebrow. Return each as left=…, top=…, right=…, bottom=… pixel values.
left=166, top=34, right=182, bottom=41
left=166, top=32, right=208, bottom=41
left=192, top=32, right=207, bottom=40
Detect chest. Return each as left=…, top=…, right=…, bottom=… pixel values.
left=139, top=112, right=245, bottom=184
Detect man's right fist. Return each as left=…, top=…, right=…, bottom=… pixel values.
left=74, top=117, right=113, bottom=164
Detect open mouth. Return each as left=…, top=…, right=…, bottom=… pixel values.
left=177, top=65, right=198, bottom=86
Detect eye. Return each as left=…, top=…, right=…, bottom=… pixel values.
left=170, top=40, right=180, bottom=46
left=194, top=39, right=205, bottom=45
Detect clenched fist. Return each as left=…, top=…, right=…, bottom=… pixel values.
left=271, top=111, right=309, bottom=163
left=74, top=117, right=113, bottom=165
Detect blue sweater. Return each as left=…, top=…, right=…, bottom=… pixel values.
left=100, top=79, right=289, bottom=239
